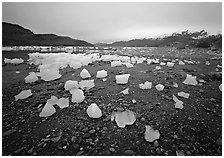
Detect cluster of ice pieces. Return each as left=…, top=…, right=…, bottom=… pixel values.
left=4, top=58, right=24, bottom=64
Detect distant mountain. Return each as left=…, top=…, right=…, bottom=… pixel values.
left=2, top=22, right=93, bottom=46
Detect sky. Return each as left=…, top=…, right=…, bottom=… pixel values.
left=2, top=2, right=222, bottom=44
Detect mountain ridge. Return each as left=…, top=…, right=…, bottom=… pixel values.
left=2, top=22, right=93, bottom=46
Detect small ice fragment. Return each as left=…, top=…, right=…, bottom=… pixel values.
left=57, top=97, right=69, bottom=109
left=155, top=66, right=161, bottom=70
left=175, top=102, right=183, bottom=109
left=183, top=74, right=198, bottom=85
left=132, top=99, right=137, bottom=104
left=79, top=79, right=95, bottom=90
left=167, top=62, right=175, bottom=67
left=111, top=110, right=136, bottom=128
left=160, top=62, right=166, bottom=66
left=15, top=89, right=32, bottom=101
left=86, top=103, right=102, bottom=118
left=219, top=84, right=222, bottom=91
left=70, top=89, right=85, bottom=103
left=102, top=78, right=107, bottom=82
left=173, top=82, right=178, bottom=88
left=145, top=126, right=160, bottom=142
left=173, top=95, right=184, bottom=109
left=15, top=71, right=20, bottom=74
left=205, top=61, right=210, bottom=65
left=25, top=72, right=38, bottom=83
left=111, top=61, right=122, bottom=67
left=155, top=84, right=165, bottom=91
left=39, top=101, right=56, bottom=117
left=177, top=92, right=190, bottom=98
left=178, top=61, right=185, bottom=65
left=96, top=70, right=108, bottom=78
left=80, top=68, right=91, bottom=79
left=125, top=62, right=134, bottom=68
left=198, top=79, right=206, bottom=83
left=64, top=80, right=79, bottom=91
left=139, top=81, right=152, bottom=89
left=120, top=88, right=129, bottom=95
left=115, top=74, right=130, bottom=84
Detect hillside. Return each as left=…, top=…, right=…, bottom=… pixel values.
left=2, top=22, right=93, bottom=46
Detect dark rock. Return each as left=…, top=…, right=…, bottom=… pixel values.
left=124, top=150, right=135, bottom=155
left=89, top=129, right=96, bottom=134
left=72, top=143, right=80, bottom=150
left=83, top=133, right=91, bottom=139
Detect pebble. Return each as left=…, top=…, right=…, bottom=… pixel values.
left=3, top=129, right=17, bottom=137
left=216, top=138, right=222, bottom=146
left=154, top=140, right=159, bottom=147
left=13, top=147, right=25, bottom=154
left=109, top=147, right=115, bottom=152
left=199, top=89, right=204, bottom=93
left=89, top=129, right=96, bottom=134
left=140, top=117, right=146, bottom=122
left=83, top=133, right=91, bottom=139
left=76, top=151, right=84, bottom=156
left=124, top=150, right=135, bottom=155
left=71, top=136, right=76, bottom=142
left=103, top=127, right=107, bottom=131
left=27, top=147, right=34, bottom=154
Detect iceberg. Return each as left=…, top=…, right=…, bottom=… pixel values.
left=116, top=74, right=130, bottom=84
left=15, top=89, right=32, bottom=101
left=86, top=103, right=102, bottom=118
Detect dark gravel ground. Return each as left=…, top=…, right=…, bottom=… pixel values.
left=2, top=47, right=222, bottom=156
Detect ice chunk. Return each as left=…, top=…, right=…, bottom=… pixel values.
left=4, top=58, right=24, bottom=64
left=173, top=82, right=178, bottom=88
left=39, top=64, right=61, bottom=81
left=57, top=97, right=69, bottom=109
left=64, top=80, right=79, bottom=90
left=205, top=61, right=210, bottom=65
left=167, top=62, right=175, bottom=67
left=155, top=66, right=161, bottom=70
left=80, top=68, right=91, bottom=79
left=219, top=84, right=222, bottom=91
left=15, top=89, right=32, bottom=101
left=132, top=99, right=137, bottom=104
left=198, top=79, right=206, bottom=83
left=39, top=96, right=57, bottom=117
left=116, top=74, right=130, bottom=84
left=111, top=110, right=136, bottom=128
left=178, top=61, right=185, bottom=65
left=177, top=92, right=190, bottom=98
left=70, top=89, right=85, bottom=103
left=183, top=74, right=198, bottom=85
left=139, top=81, right=152, bottom=89
left=145, top=125, right=160, bottom=142
left=120, top=88, right=129, bottom=95
left=15, top=71, right=20, bottom=74
left=111, top=61, right=122, bottom=67
left=147, top=59, right=152, bottom=65
left=125, top=62, right=134, bottom=68
left=160, top=62, right=166, bottom=66
left=96, top=70, right=108, bottom=78
left=86, top=103, right=102, bottom=118
left=79, top=79, right=95, bottom=90
left=155, top=84, right=165, bottom=91
left=173, top=95, right=183, bottom=109
left=102, top=78, right=107, bottom=82
left=24, top=72, right=38, bottom=83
